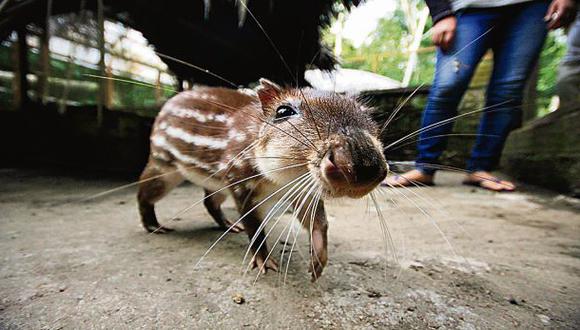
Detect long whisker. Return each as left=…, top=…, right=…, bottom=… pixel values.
left=276, top=185, right=314, bottom=283
left=155, top=51, right=239, bottom=88
left=210, top=139, right=261, bottom=182
left=307, top=185, right=324, bottom=282
left=196, top=97, right=319, bottom=152
left=252, top=179, right=318, bottom=282
left=382, top=180, right=459, bottom=258
left=384, top=173, right=476, bottom=273
left=69, top=165, right=196, bottom=205
left=284, top=186, right=321, bottom=284
left=388, top=161, right=514, bottom=188
left=373, top=188, right=407, bottom=280
left=151, top=162, right=309, bottom=235
left=88, top=72, right=313, bottom=154
left=386, top=133, right=499, bottom=151
left=242, top=156, right=309, bottom=162
left=297, top=89, right=323, bottom=141
left=278, top=185, right=320, bottom=284
left=379, top=87, right=423, bottom=135
left=284, top=119, right=319, bottom=150
left=157, top=117, right=229, bottom=130
left=383, top=100, right=512, bottom=150
left=370, top=192, right=398, bottom=276
left=380, top=27, right=495, bottom=132
left=235, top=0, right=294, bottom=80
left=241, top=175, right=313, bottom=273
left=83, top=74, right=178, bottom=93
left=193, top=171, right=311, bottom=269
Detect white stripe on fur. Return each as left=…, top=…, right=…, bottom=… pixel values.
left=151, top=135, right=212, bottom=170
left=165, top=126, right=228, bottom=149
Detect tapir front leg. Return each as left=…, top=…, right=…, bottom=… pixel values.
left=296, top=200, right=328, bottom=281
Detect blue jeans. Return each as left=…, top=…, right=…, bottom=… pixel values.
left=416, top=1, right=549, bottom=175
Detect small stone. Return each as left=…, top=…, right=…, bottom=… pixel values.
left=409, top=261, right=424, bottom=271
left=232, top=293, right=245, bottom=304
left=537, top=314, right=550, bottom=325
left=166, top=278, right=172, bottom=282
left=406, top=306, right=416, bottom=312
left=367, top=290, right=381, bottom=298
left=507, top=296, right=520, bottom=305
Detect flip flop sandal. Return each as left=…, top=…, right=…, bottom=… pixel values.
left=380, top=174, right=435, bottom=188
left=462, top=177, right=514, bottom=192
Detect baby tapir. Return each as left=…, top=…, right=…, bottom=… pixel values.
left=138, top=79, right=388, bottom=280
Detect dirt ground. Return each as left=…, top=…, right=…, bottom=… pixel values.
left=0, top=168, right=579, bottom=329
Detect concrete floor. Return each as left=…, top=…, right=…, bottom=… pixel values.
left=1, top=168, right=579, bottom=329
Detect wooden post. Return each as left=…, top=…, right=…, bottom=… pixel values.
left=155, top=70, right=162, bottom=105
left=59, top=45, right=76, bottom=114
left=105, top=64, right=114, bottom=108
left=16, top=26, right=30, bottom=110
left=11, top=34, right=20, bottom=109
left=97, top=0, right=106, bottom=125
left=38, top=0, right=53, bottom=104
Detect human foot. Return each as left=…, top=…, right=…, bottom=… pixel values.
left=463, top=171, right=515, bottom=192
left=381, top=169, right=434, bottom=187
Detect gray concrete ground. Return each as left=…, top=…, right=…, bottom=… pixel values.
left=1, top=168, right=579, bottom=329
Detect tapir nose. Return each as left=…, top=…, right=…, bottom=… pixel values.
left=322, top=133, right=388, bottom=189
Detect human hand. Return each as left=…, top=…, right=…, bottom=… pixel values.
left=432, top=16, right=457, bottom=51
left=545, top=0, right=577, bottom=30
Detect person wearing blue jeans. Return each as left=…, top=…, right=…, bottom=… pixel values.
left=385, top=0, right=577, bottom=191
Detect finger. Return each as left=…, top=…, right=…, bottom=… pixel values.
left=442, top=29, right=455, bottom=50
left=438, top=31, right=447, bottom=51
left=440, top=32, right=448, bottom=51
left=544, top=2, right=558, bottom=21
left=549, top=14, right=564, bottom=30
left=432, top=31, right=442, bottom=47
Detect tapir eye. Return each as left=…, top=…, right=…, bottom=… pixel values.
left=274, top=105, right=297, bottom=121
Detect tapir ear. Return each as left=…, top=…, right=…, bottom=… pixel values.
left=354, top=94, right=373, bottom=112
left=256, top=78, right=282, bottom=107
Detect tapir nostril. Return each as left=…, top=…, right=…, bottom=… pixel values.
left=322, top=147, right=353, bottom=183
left=327, top=149, right=336, bottom=167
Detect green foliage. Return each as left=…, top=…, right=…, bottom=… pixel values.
left=335, top=9, right=436, bottom=85
left=0, top=43, right=175, bottom=110
left=538, top=33, right=567, bottom=94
